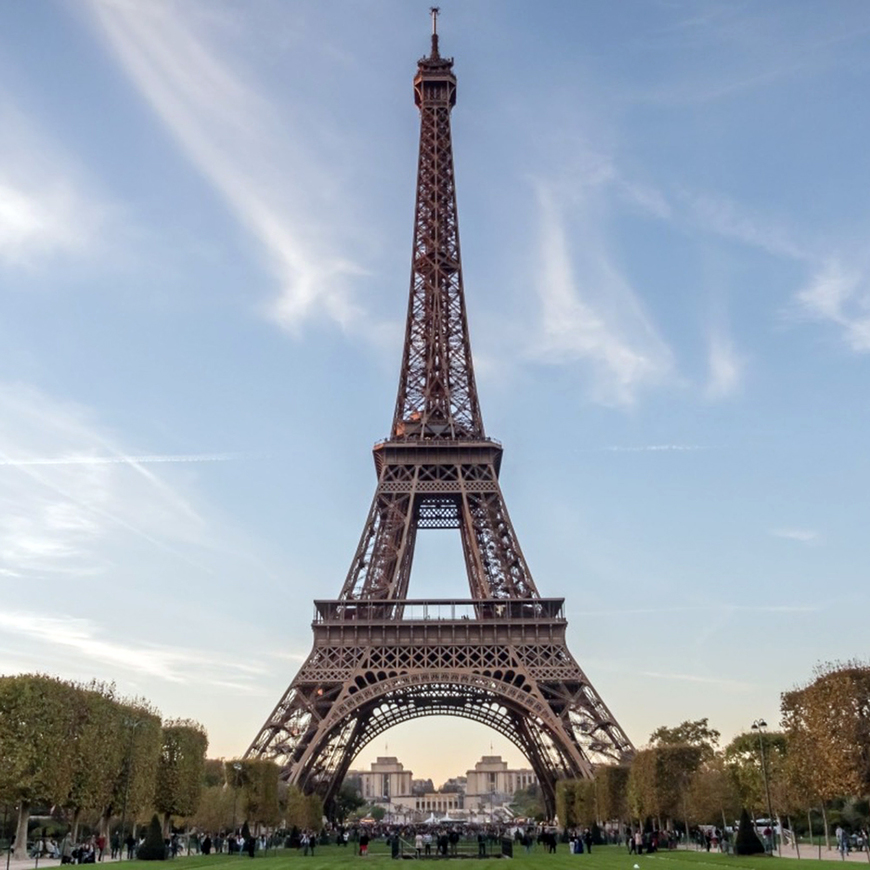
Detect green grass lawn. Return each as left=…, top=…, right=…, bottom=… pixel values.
left=160, top=844, right=854, bottom=870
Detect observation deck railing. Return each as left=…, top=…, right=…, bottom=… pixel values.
left=313, top=598, right=565, bottom=624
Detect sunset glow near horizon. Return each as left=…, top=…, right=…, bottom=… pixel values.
left=1, top=1, right=869, bottom=781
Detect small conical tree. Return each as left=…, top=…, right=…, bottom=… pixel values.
left=734, top=807, right=765, bottom=855
left=137, top=814, right=167, bottom=861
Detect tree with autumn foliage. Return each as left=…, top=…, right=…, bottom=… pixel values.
left=629, top=743, right=704, bottom=828
left=781, top=660, right=870, bottom=845
left=724, top=730, right=788, bottom=821
left=596, top=765, right=630, bottom=826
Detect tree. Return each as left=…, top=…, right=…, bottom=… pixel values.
left=555, top=780, right=579, bottom=829
left=0, top=675, right=78, bottom=859
left=509, top=783, right=545, bottom=821
left=334, top=782, right=365, bottom=823
left=66, top=682, right=125, bottom=839
left=190, top=786, right=233, bottom=833
left=239, top=760, right=281, bottom=831
left=724, top=730, right=788, bottom=820
left=596, top=766, right=630, bottom=825
left=649, top=719, right=721, bottom=760
left=101, top=701, right=162, bottom=841
left=153, top=720, right=208, bottom=834
left=687, top=757, right=740, bottom=827
left=782, top=662, right=870, bottom=804
left=284, top=786, right=323, bottom=830
left=369, top=805, right=386, bottom=821
left=202, top=759, right=227, bottom=788
left=629, top=744, right=703, bottom=828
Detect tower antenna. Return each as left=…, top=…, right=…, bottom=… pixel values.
left=429, top=7, right=440, bottom=57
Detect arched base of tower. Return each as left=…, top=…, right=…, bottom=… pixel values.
left=247, top=598, right=634, bottom=819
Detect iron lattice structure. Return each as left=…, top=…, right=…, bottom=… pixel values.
left=247, top=16, right=634, bottom=817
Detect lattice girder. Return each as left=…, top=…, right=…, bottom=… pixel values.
left=249, top=607, right=633, bottom=817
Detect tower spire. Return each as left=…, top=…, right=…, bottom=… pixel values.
left=394, top=13, right=481, bottom=440
left=430, top=6, right=440, bottom=58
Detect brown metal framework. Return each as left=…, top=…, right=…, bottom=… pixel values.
left=247, top=14, right=634, bottom=817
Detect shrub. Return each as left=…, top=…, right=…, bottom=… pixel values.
left=137, top=815, right=167, bottom=861
left=734, top=807, right=765, bottom=856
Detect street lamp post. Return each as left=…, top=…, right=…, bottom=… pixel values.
left=231, top=763, right=243, bottom=846
left=751, top=719, right=778, bottom=856
left=118, top=719, right=143, bottom=862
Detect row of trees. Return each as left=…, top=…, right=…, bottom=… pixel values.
left=0, top=675, right=207, bottom=859
left=557, top=661, right=870, bottom=843
left=187, top=759, right=323, bottom=833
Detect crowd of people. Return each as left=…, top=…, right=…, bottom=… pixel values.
left=17, top=818, right=870, bottom=862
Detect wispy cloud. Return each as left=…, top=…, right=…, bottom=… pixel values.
left=0, top=452, right=238, bottom=467
left=770, top=528, right=820, bottom=543
left=0, top=98, right=106, bottom=267
left=0, top=609, right=267, bottom=690
left=795, top=261, right=870, bottom=353
left=0, top=383, right=220, bottom=580
left=683, top=190, right=808, bottom=261
left=705, top=331, right=744, bottom=399
left=85, top=0, right=369, bottom=334
left=527, top=181, right=674, bottom=406
left=639, top=670, right=753, bottom=691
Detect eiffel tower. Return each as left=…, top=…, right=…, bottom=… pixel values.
left=247, top=11, right=634, bottom=817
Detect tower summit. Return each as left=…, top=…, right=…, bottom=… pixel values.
left=247, top=17, right=635, bottom=818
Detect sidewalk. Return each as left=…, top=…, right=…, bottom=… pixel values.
left=682, top=844, right=870, bottom=863
left=777, top=843, right=870, bottom=863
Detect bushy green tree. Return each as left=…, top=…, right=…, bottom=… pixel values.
left=555, top=780, right=579, bottom=829
left=629, top=744, right=703, bottom=827
left=649, top=719, right=721, bottom=760
left=154, top=720, right=208, bottom=834
left=509, top=783, right=545, bottom=820
left=240, top=759, right=281, bottom=830
left=334, top=781, right=365, bottom=823
left=101, top=702, right=162, bottom=840
left=66, top=682, right=125, bottom=839
left=0, top=675, right=78, bottom=859
left=596, top=765, right=630, bottom=824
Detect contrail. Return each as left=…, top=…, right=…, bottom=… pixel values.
left=0, top=452, right=238, bottom=467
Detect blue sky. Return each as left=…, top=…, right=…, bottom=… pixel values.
left=1, top=0, right=869, bottom=782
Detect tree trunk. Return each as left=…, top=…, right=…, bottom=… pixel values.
left=789, top=816, right=800, bottom=858
left=99, top=807, right=112, bottom=842
left=821, top=805, right=830, bottom=851
left=163, top=811, right=171, bottom=838
left=13, top=800, right=31, bottom=861
left=72, top=807, right=81, bottom=842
